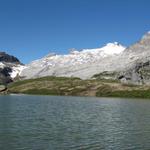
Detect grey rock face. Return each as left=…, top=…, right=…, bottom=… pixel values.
left=0, top=52, right=21, bottom=64
left=117, top=32, right=150, bottom=84
left=118, top=60, right=150, bottom=85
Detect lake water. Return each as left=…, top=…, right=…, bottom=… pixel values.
left=0, top=95, right=150, bottom=150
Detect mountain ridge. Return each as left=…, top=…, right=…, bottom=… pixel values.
left=1, top=31, right=150, bottom=86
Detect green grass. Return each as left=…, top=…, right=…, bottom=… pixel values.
left=96, top=87, right=150, bottom=98
left=21, top=86, right=87, bottom=96
left=8, top=76, right=81, bottom=87
left=96, top=78, right=120, bottom=83
left=22, top=88, right=63, bottom=95
left=121, top=83, right=139, bottom=87
left=8, top=76, right=88, bottom=96
left=8, top=75, right=150, bottom=99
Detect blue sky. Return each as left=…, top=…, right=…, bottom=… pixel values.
left=0, top=0, right=150, bottom=64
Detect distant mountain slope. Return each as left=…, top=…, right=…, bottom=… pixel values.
left=20, top=42, right=126, bottom=79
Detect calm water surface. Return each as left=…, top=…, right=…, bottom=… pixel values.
left=0, top=95, right=150, bottom=150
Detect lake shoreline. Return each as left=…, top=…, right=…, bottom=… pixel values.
left=6, top=76, right=150, bottom=99
left=5, top=93, right=150, bottom=100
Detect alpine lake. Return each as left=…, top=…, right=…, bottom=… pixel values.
left=0, top=95, right=150, bottom=150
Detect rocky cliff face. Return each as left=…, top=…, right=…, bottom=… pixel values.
left=0, top=52, right=24, bottom=84
left=117, top=32, right=150, bottom=84
left=0, top=52, right=21, bottom=64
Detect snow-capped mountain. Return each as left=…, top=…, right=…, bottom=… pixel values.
left=0, top=52, right=24, bottom=84
left=20, top=42, right=126, bottom=79
left=1, top=31, right=150, bottom=85
left=20, top=31, right=150, bottom=85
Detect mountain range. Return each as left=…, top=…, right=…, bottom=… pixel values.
left=1, top=31, right=150, bottom=85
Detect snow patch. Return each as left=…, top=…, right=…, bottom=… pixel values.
left=78, top=42, right=125, bottom=56
left=0, top=62, right=5, bottom=68
left=10, top=65, right=26, bottom=78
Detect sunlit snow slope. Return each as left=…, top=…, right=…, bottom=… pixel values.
left=20, top=42, right=126, bottom=79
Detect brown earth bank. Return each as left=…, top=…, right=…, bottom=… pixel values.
left=5, top=76, right=150, bottom=99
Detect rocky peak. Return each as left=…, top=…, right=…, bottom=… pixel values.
left=123, top=31, right=150, bottom=54
left=0, top=52, right=21, bottom=64
left=0, top=52, right=24, bottom=84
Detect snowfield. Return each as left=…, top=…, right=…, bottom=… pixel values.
left=20, top=42, right=126, bottom=79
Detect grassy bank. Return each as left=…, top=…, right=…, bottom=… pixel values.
left=96, top=84, right=150, bottom=98
left=7, top=76, right=150, bottom=98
